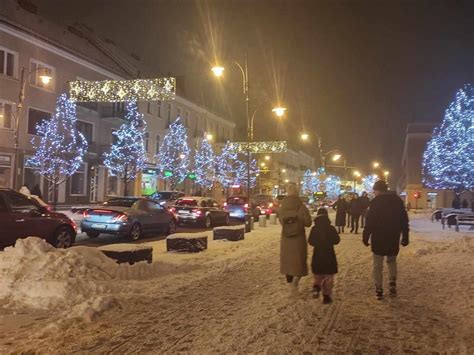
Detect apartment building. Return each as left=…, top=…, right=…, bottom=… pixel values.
left=0, top=0, right=235, bottom=204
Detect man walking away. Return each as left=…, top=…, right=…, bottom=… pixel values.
left=349, top=194, right=362, bottom=234
left=363, top=180, right=409, bottom=300
left=359, top=191, right=370, bottom=228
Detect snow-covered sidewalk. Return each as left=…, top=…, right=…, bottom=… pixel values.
left=0, top=214, right=473, bottom=353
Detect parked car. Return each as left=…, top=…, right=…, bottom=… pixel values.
left=0, top=188, right=76, bottom=250
left=147, top=191, right=185, bottom=208
left=81, top=197, right=177, bottom=240
left=172, top=197, right=230, bottom=228
left=253, top=194, right=275, bottom=216
left=224, top=195, right=261, bottom=220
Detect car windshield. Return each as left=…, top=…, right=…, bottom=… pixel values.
left=103, top=199, right=137, bottom=207
left=176, top=199, right=198, bottom=206
left=227, top=196, right=247, bottom=205
left=154, top=192, right=173, bottom=200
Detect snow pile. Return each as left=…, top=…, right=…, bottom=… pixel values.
left=0, top=237, right=119, bottom=320
left=413, top=235, right=474, bottom=257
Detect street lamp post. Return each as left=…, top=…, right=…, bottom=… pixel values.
left=12, top=67, right=52, bottom=190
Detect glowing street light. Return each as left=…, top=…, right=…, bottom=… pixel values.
left=265, top=155, right=270, bottom=161
left=205, top=133, right=213, bottom=141
left=260, top=162, right=266, bottom=167
left=373, top=161, right=380, bottom=168
left=281, top=168, right=287, bottom=173
left=284, top=179, right=289, bottom=183
left=353, top=170, right=361, bottom=177
left=211, top=66, right=225, bottom=77
left=332, top=154, right=342, bottom=162
left=384, top=171, right=389, bottom=177
left=300, top=133, right=309, bottom=141
left=272, top=106, right=287, bottom=117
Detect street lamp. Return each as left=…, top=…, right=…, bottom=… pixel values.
left=212, top=59, right=286, bottom=201
left=205, top=133, right=213, bottom=141
left=264, top=155, right=270, bottom=161
left=12, top=67, right=53, bottom=190
left=332, top=154, right=342, bottom=162
left=373, top=161, right=380, bottom=168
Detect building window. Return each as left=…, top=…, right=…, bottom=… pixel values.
left=76, top=120, right=93, bottom=143
left=0, top=100, right=13, bottom=129
left=0, top=47, right=17, bottom=78
left=146, top=102, right=152, bottom=114
left=28, top=108, right=51, bottom=135
left=23, top=155, right=41, bottom=191
left=155, top=135, right=160, bottom=154
left=29, top=59, right=54, bottom=90
left=157, top=100, right=161, bottom=117
left=144, top=132, right=149, bottom=152
left=107, top=174, right=118, bottom=196
left=0, top=154, right=13, bottom=188
left=70, top=163, right=87, bottom=195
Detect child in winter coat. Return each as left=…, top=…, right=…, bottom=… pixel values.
left=308, top=208, right=341, bottom=304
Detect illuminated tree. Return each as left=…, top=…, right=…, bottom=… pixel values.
left=302, top=169, right=318, bottom=195
left=361, top=174, right=379, bottom=194
left=423, top=84, right=473, bottom=191
left=103, top=101, right=147, bottom=196
left=235, top=154, right=258, bottom=189
left=323, top=175, right=342, bottom=200
left=195, top=137, right=216, bottom=190
left=28, top=93, right=87, bottom=207
left=157, top=117, right=190, bottom=190
left=216, top=142, right=240, bottom=189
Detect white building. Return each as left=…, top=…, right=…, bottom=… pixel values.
left=0, top=0, right=235, bottom=204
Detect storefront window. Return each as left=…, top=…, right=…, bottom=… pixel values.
left=107, top=175, right=118, bottom=196
left=70, top=163, right=87, bottom=195
left=0, top=154, right=12, bottom=188
left=141, top=171, right=157, bottom=196
left=23, top=156, right=41, bottom=191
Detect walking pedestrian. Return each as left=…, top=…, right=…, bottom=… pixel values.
left=19, top=184, right=31, bottom=196
left=31, top=184, right=42, bottom=199
left=278, top=183, right=312, bottom=293
left=308, top=208, right=340, bottom=304
left=332, top=195, right=348, bottom=233
left=349, top=193, right=362, bottom=234
left=345, top=194, right=352, bottom=228
left=359, top=191, right=370, bottom=228
left=362, top=180, right=409, bottom=300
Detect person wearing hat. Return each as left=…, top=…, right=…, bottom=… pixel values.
left=362, top=180, right=409, bottom=300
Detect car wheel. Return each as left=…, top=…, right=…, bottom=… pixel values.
left=224, top=214, right=230, bottom=226
left=86, top=232, right=100, bottom=238
left=128, top=223, right=142, bottom=241
left=204, top=215, right=212, bottom=228
left=167, top=219, right=177, bottom=235
left=53, top=226, right=75, bottom=248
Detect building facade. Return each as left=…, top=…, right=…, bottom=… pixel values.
left=0, top=1, right=235, bottom=204
left=397, top=122, right=472, bottom=209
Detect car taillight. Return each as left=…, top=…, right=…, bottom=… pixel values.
left=112, top=214, right=128, bottom=222
left=83, top=210, right=89, bottom=218
left=192, top=209, right=202, bottom=215
left=244, top=203, right=249, bottom=211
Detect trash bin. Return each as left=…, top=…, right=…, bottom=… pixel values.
left=269, top=213, right=277, bottom=225
left=259, top=215, right=267, bottom=227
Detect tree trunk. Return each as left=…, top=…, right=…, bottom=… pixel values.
left=123, top=169, right=128, bottom=196
left=53, top=177, right=58, bottom=211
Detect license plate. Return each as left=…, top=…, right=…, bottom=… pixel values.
left=91, top=223, right=107, bottom=229
left=178, top=210, right=189, bottom=214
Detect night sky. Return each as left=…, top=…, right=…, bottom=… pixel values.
left=34, top=0, right=473, bottom=185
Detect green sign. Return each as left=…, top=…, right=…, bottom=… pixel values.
left=164, top=170, right=173, bottom=177
left=188, top=173, right=197, bottom=180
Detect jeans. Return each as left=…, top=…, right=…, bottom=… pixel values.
left=351, top=214, right=360, bottom=232
left=373, top=254, right=397, bottom=289
left=313, top=274, right=335, bottom=296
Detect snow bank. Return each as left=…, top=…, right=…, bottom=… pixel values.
left=413, top=235, right=474, bottom=257
left=0, top=237, right=119, bottom=320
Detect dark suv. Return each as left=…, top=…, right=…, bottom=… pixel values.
left=0, top=188, right=77, bottom=250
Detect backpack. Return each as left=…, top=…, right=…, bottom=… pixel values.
left=282, top=205, right=301, bottom=238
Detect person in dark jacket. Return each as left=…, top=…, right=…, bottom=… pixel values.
left=31, top=184, right=42, bottom=199
left=359, top=191, right=370, bottom=228
left=332, top=195, right=348, bottom=233
left=363, top=180, right=409, bottom=300
left=349, top=193, right=363, bottom=234
left=308, top=208, right=340, bottom=304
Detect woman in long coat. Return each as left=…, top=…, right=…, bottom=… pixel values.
left=278, top=184, right=312, bottom=288
left=332, top=195, right=348, bottom=233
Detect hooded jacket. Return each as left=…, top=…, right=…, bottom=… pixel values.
left=363, top=192, right=409, bottom=256
left=308, top=215, right=340, bottom=274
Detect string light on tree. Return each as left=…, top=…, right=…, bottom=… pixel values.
left=157, top=117, right=190, bottom=189
left=423, top=84, right=474, bottom=191
left=195, top=137, right=216, bottom=190
left=28, top=93, right=87, bottom=207
left=302, top=169, right=319, bottom=195
left=227, top=141, right=287, bottom=154
left=361, top=174, right=379, bottom=194
left=236, top=154, right=259, bottom=189
left=323, top=175, right=342, bottom=199
left=216, top=142, right=241, bottom=189
left=103, top=101, right=147, bottom=196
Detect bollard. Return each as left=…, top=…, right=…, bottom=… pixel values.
left=259, top=214, right=267, bottom=227
left=244, top=214, right=251, bottom=233
left=250, top=216, right=255, bottom=230
left=269, top=213, right=277, bottom=225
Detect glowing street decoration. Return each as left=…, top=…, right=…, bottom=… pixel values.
left=228, top=141, right=287, bottom=154
left=68, top=78, right=176, bottom=102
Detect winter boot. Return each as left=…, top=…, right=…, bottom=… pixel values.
left=389, top=281, right=397, bottom=297
left=376, top=288, right=384, bottom=300
left=323, top=294, right=333, bottom=304
left=312, top=284, right=321, bottom=298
